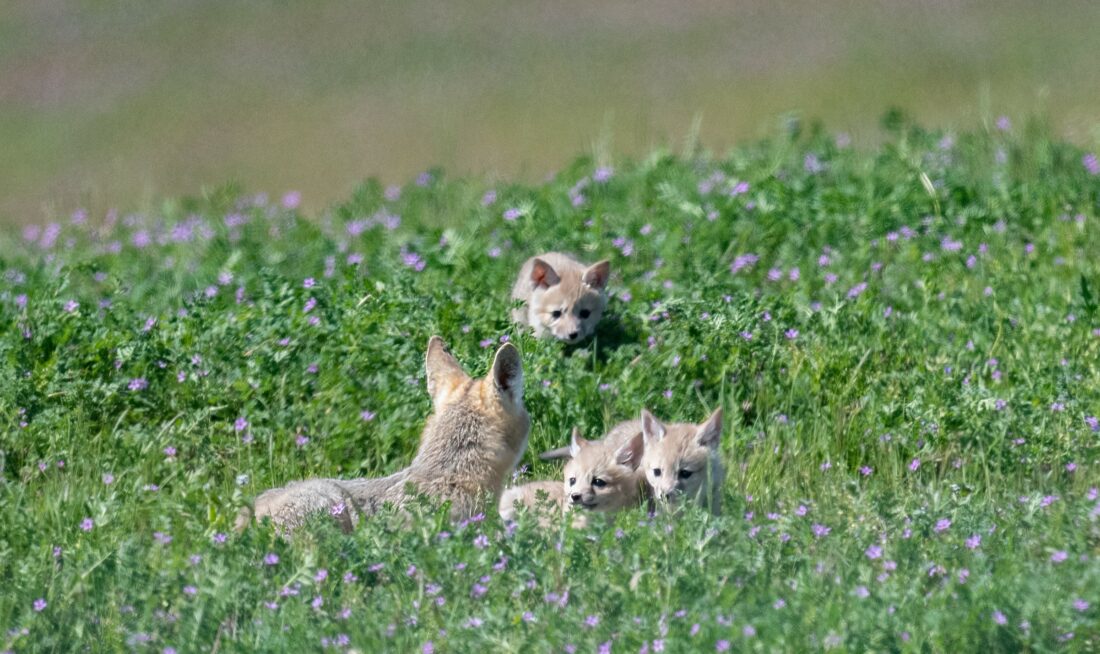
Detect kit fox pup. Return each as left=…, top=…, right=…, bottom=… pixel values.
left=639, top=408, right=724, bottom=515
left=501, top=423, right=646, bottom=527
left=511, top=252, right=610, bottom=343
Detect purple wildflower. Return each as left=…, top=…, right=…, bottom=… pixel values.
left=730, top=254, right=759, bottom=274
left=1084, top=153, right=1100, bottom=175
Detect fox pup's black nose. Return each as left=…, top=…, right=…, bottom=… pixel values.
left=567, top=331, right=579, bottom=340
left=570, top=494, right=583, bottom=504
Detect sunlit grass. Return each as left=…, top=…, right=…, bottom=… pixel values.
left=1, top=120, right=1099, bottom=651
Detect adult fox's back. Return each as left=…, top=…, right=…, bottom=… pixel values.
left=238, top=337, right=529, bottom=532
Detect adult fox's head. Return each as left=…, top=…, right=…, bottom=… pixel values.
left=420, top=336, right=530, bottom=489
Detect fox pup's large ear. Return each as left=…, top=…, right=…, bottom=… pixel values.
left=695, top=408, right=723, bottom=448
left=490, top=342, right=523, bottom=403
left=582, top=260, right=611, bottom=290
left=568, top=426, right=588, bottom=458
left=425, top=336, right=469, bottom=405
left=530, top=258, right=561, bottom=289
left=614, top=431, right=645, bottom=469
left=640, top=409, right=666, bottom=445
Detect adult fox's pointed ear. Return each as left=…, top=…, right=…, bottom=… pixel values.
left=696, top=407, right=724, bottom=448
left=640, top=408, right=666, bottom=445
left=530, top=258, right=561, bottom=289
left=569, top=426, right=588, bottom=458
left=582, top=260, right=611, bottom=290
left=614, top=431, right=645, bottom=469
left=490, top=342, right=523, bottom=403
left=425, top=336, right=469, bottom=408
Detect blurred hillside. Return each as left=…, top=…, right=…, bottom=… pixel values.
left=2, top=0, right=1099, bottom=222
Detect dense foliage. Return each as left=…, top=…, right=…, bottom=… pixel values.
left=2, top=119, right=1099, bottom=652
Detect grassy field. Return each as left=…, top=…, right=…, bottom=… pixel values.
left=4, top=0, right=1100, bottom=223
left=2, top=119, right=1100, bottom=651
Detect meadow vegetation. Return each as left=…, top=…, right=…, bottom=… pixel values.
left=2, top=118, right=1099, bottom=651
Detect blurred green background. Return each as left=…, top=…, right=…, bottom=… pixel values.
left=3, top=0, right=1100, bottom=223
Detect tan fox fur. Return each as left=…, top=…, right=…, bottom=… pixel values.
left=639, top=408, right=725, bottom=515
left=237, top=336, right=530, bottom=532
left=511, top=252, right=610, bottom=343
left=499, top=423, right=646, bottom=527
left=497, top=480, right=565, bottom=525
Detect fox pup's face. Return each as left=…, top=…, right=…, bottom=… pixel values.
left=529, top=258, right=610, bottom=343
left=563, top=427, right=644, bottom=513
left=640, top=408, right=723, bottom=507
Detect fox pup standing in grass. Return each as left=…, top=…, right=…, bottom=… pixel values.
left=499, top=424, right=646, bottom=528
left=511, top=253, right=611, bottom=343
left=238, top=336, right=529, bottom=532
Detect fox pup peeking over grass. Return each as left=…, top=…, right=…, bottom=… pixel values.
left=511, top=252, right=610, bottom=343
left=238, top=336, right=529, bottom=532
left=640, top=408, right=724, bottom=515
left=499, top=424, right=646, bottom=528
left=563, top=424, right=646, bottom=528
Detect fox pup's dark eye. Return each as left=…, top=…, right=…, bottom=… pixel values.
left=551, top=310, right=562, bottom=319
left=652, top=468, right=662, bottom=477
left=579, top=309, right=591, bottom=319
left=678, top=469, right=694, bottom=479
left=569, top=477, right=576, bottom=486
left=592, top=478, right=607, bottom=488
